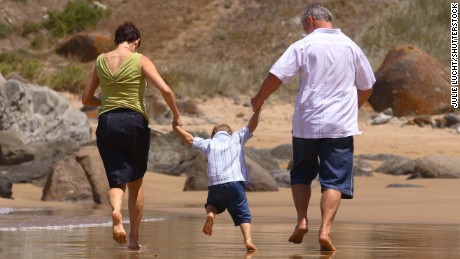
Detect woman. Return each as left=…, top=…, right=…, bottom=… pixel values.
left=82, top=21, right=182, bottom=250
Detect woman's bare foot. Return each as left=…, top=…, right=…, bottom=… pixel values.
left=127, top=243, right=142, bottom=251
left=288, top=224, right=308, bottom=244
left=112, top=211, right=127, bottom=244
left=245, top=239, right=257, bottom=251
left=319, top=235, right=336, bottom=251
left=202, top=213, right=214, bottom=236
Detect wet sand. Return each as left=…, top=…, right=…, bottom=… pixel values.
left=1, top=96, right=460, bottom=258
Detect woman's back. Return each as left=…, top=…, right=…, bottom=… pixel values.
left=96, top=49, right=148, bottom=121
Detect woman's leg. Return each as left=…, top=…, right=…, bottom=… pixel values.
left=109, top=185, right=127, bottom=244
left=127, top=178, right=144, bottom=250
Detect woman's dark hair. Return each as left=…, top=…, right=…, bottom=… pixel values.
left=114, top=21, right=141, bottom=45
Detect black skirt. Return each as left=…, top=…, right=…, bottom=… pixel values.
left=96, top=108, right=150, bottom=188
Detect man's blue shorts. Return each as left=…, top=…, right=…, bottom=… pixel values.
left=206, top=181, right=251, bottom=226
left=290, top=136, right=354, bottom=199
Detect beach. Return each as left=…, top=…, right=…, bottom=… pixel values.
left=1, top=97, right=460, bottom=258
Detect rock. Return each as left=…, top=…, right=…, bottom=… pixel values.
left=368, top=45, right=452, bottom=116
left=75, top=145, right=109, bottom=204
left=56, top=33, right=112, bottom=62
left=353, top=159, right=374, bottom=176
left=6, top=160, right=53, bottom=186
left=148, top=130, right=206, bottom=176
left=244, top=147, right=279, bottom=171
left=375, top=157, right=416, bottom=176
left=182, top=154, right=208, bottom=191
left=269, top=144, right=292, bottom=161
left=412, top=155, right=460, bottom=179
left=245, top=157, right=278, bottom=192
left=0, top=175, right=12, bottom=198
left=371, top=113, right=392, bottom=125
left=42, top=155, right=93, bottom=203
left=444, top=113, right=460, bottom=127
left=413, top=115, right=434, bottom=127
left=0, top=78, right=91, bottom=166
left=269, top=169, right=291, bottom=187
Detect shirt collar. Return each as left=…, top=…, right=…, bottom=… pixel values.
left=213, top=131, right=231, bottom=140
left=302, top=28, right=341, bottom=37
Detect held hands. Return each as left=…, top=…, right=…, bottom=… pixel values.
left=172, top=116, right=183, bottom=129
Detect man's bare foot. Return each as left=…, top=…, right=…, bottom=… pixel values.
left=202, top=214, right=214, bottom=236
left=245, top=239, right=257, bottom=251
left=112, top=211, right=127, bottom=244
left=245, top=249, right=257, bottom=259
left=319, top=235, right=336, bottom=251
left=288, top=225, right=308, bottom=244
left=127, top=243, right=142, bottom=251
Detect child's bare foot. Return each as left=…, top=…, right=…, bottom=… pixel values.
left=112, top=211, right=127, bottom=244
left=245, top=239, right=257, bottom=251
left=319, top=234, right=336, bottom=251
left=202, top=213, right=214, bottom=236
left=288, top=225, right=308, bottom=244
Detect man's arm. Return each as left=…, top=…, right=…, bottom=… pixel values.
left=173, top=126, right=194, bottom=146
left=357, top=88, right=373, bottom=108
left=247, top=108, right=262, bottom=133
left=251, top=73, right=282, bottom=112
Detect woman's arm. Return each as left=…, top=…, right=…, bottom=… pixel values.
left=82, top=65, right=102, bottom=106
left=140, top=55, right=182, bottom=126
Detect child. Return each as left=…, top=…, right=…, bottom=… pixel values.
left=173, top=108, right=262, bottom=251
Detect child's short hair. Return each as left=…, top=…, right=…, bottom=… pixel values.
left=211, top=124, right=233, bottom=138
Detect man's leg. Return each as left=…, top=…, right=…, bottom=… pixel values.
left=203, top=204, right=217, bottom=236
left=127, top=178, right=144, bottom=250
left=288, top=183, right=311, bottom=244
left=239, top=223, right=257, bottom=251
left=109, top=185, right=127, bottom=244
left=319, top=189, right=341, bottom=251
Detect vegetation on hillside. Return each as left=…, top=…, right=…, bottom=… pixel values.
left=0, top=0, right=450, bottom=99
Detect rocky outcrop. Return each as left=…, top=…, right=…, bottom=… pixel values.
left=0, top=76, right=91, bottom=165
left=56, top=33, right=113, bottom=62
left=368, top=45, right=452, bottom=116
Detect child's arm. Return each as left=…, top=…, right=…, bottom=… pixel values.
left=247, top=108, right=262, bottom=133
left=173, top=125, right=194, bottom=146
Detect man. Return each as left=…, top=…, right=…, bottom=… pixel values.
left=251, top=3, right=375, bottom=251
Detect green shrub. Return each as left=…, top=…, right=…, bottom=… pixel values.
left=0, top=51, right=43, bottom=81
left=30, top=34, right=44, bottom=49
left=0, top=22, right=12, bottom=38
left=47, top=64, right=87, bottom=93
left=44, top=0, right=111, bottom=38
left=22, top=21, right=43, bottom=37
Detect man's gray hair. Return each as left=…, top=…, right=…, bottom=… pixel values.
left=301, top=3, right=333, bottom=23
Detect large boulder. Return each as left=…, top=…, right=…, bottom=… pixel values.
left=0, top=77, right=91, bottom=165
left=368, top=45, right=452, bottom=116
left=56, top=33, right=113, bottom=62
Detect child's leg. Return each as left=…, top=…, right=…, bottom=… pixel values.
left=239, top=223, right=257, bottom=251
left=203, top=204, right=217, bottom=236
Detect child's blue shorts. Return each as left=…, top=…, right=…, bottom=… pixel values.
left=206, top=181, right=251, bottom=226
